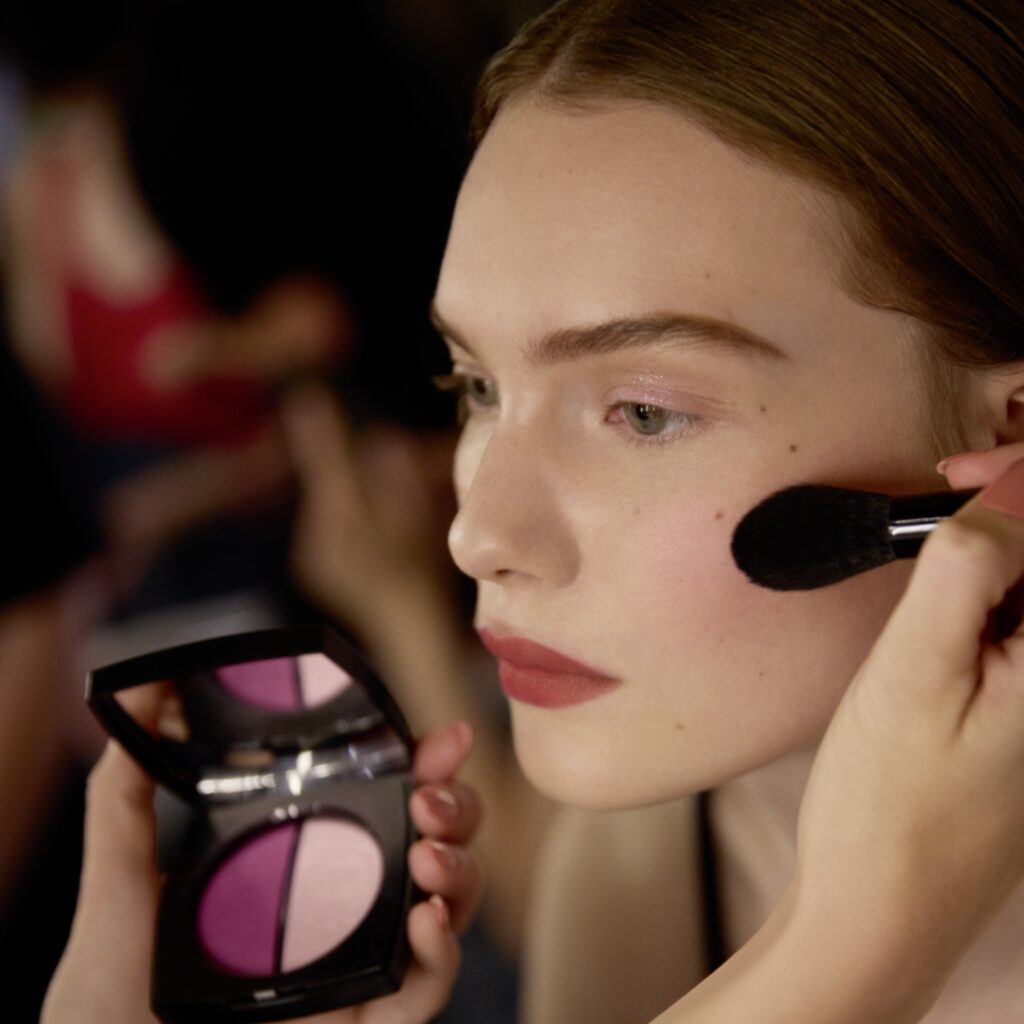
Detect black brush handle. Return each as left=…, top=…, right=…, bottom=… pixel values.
left=887, top=489, right=978, bottom=558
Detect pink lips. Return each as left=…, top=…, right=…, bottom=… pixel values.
left=478, top=629, right=621, bottom=708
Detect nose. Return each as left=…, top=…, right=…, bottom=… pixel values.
left=447, top=423, right=579, bottom=587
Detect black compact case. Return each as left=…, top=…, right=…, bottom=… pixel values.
left=87, top=624, right=417, bottom=1023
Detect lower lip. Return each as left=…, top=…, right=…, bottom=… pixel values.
left=497, top=661, right=621, bottom=708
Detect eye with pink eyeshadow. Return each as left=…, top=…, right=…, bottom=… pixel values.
left=605, top=400, right=703, bottom=444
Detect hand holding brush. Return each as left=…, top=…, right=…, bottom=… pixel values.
left=663, top=447, right=1024, bottom=1022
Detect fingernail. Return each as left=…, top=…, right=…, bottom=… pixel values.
left=936, top=452, right=975, bottom=476
left=429, top=893, right=450, bottom=930
left=427, top=839, right=458, bottom=871
left=979, top=457, right=1024, bottom=518
left=451, top=720, right=473, bottom=757
left=421, top=786, right=459, bottom=820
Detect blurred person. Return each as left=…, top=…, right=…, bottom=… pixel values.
left=1, top=3, right=533, bottom=1022
left=0, top=322, right=105, bottom=1021
left=0, top=0, right=484, bottom=616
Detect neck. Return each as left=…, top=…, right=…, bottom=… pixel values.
left=711, top=745, right=812, bottom=949
left=712, top=746, right=1024, bottom=1024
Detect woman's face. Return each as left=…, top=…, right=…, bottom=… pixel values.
left=434, top=99, right=961, bottom=807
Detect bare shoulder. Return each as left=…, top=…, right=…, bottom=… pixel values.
left=522, top=798, right=709, bottom=1024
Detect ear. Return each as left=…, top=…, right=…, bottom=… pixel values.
left=958, top=366, right=1024, bottom=450
left=1006, top=388, right=1024, bottom=443
left=995, top=380, right=1024, bottom=444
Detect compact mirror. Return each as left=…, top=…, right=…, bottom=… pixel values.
left=88, top=624, right=413, bottom=803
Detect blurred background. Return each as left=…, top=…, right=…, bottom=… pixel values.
left=0, top=1, right=554, bottom=1020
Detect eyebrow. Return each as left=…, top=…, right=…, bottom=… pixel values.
left=428, top=302, right=787, bottom=367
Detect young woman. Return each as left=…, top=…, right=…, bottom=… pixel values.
left=44, top=1, right=1024, bottom=1021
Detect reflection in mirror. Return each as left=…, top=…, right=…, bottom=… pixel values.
left=158, top=690, right=190, bottom=743
left=214, top=654, right=353, bottom=711
left=109, top=653, right=386, bottom=757
left=224, top=749, right=276, bottom=769
left=115, top=681, right=191, bottom=743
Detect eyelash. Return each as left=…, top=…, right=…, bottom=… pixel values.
left=431, top=373, right=497, bottom=425
left=432, top=372, right=704, bottom=446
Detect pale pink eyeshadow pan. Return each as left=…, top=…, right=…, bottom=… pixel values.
left=296, top=654, right=353, bottom=707
left=281, top=818, right=383, bottom=971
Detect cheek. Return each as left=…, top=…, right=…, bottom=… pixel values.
left=607, top=497, right=910, bottom=755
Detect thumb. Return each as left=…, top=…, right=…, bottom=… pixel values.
left=937, top=442, right=1024, bottom=490
left=43, top=738, right=161, bottom=1023
left=72, top=682, right=165, bottom=939
left=74, top=739, right=161, bottom=937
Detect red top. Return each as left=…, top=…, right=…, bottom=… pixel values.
left=34, top=140, right=272, bottom=446
left=62, top=263, right=270, bottom=445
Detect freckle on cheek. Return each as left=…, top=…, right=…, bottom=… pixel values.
left=714, top=510, right=724, bottom=521
left=759, top=405, right=767, bottom=414
left=789, top=443, right=799, bottom=453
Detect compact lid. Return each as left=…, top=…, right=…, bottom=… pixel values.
left=87, top=624, right=414, bottom=804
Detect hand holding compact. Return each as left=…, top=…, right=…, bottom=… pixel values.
left=42, top=677, right=482, bottom=1024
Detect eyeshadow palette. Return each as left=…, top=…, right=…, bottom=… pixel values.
left=87, top=624, right=416, bottom=1023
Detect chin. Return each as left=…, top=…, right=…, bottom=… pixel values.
left=509, top=697, right=831, bottom=811
left=509, top=704, right=712, bottom=810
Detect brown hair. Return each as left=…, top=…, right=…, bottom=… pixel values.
left=473, top=0, right=1023, bottom=446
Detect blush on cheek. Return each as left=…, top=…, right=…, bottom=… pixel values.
left=648, top=510, right=742, bottom=612
left=638, top=507, right=893, bottom=705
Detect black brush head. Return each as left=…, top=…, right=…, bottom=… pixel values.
left=731, top=484, right=895, bottom=591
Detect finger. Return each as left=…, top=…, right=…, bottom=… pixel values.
left=410, top=781, right=483, bottom=845
left=397, top=898, right=462, bottom=1016
left=413, top=721, right=474, bottom=785
left=937, top=443, right=1024, bottom=490
left=77, top=741, right=160, bottom=920
left=320, top=899, right=460, bottom=1024
left=879, top=459, right=1024, bottom=708
left=409, top=840, right=484, bottom=935
left=363, top=430, right=432, bottom=532
left=280, top=383, right=365, bottom=512
left=75, top=680, right=162, bottom=920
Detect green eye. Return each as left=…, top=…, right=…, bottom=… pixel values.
left=464, top=376, right=498, bottom=407
left=431, top=373, right=499, bottom=425
left=622, top=402, right=673, bottom=435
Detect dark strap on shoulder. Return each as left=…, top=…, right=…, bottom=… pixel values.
left=697, top=789, right=728, bottom=975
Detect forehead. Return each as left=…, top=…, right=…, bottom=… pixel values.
left=436, top=98, right=888, bottom=370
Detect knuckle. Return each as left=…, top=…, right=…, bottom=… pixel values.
left=926, top=518, right=1002, bottom=573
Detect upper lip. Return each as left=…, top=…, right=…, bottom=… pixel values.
left=477, top=628, right=618, bottom=679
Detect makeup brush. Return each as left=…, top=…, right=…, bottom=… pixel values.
left=730, top=484, right=978, bottom=591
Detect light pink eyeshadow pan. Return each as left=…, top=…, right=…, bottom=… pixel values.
left=297, top=653, right=353, bottom=707
left=281, top=818, right=384, bottom=972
